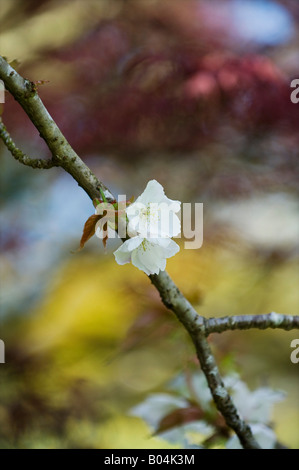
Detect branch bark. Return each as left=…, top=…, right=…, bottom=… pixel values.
left=204, top=312, right=299, bottom=335
left=2, top=56, right=296, bottom=449
left=0, top=119, right=57, bottom=169
left=0, top=57, right=114, bottom=203
left=150, top=271, right=260, bottom=449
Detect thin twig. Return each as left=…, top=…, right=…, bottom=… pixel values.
left=204, top=312, right=299, bottom=336
left=0, top=56, right=114, bottom=203
left=0, top=119, right=57, bottom=169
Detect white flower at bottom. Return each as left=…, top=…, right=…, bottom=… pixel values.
left=226, top=423, right=277, bottom=449
left=224, top=374, right=285, bottom=424
left=114, top=236, right=180, bottom=275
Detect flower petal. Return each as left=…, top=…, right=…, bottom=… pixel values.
left=144, top=242, right=167, bottom=271
left=127, top=181, right=181, bottom=239
left=113, top=236, right=143, bottom=265
left=150, top=238, right=180, bottom=258
left=156, top=206, right=181, bottom=238
left=135, top=180, right=165, bottom=205
left=131, top=249, right=153, bottom=275
left=114, top=245, right=132, bottom=265
left=136, top=180, right=181, bottom=208
left=131, top=240, right=166, bottom=275
left=125, top=236, right=144, bottom=251
left=127, top=202, right=149, bottom=235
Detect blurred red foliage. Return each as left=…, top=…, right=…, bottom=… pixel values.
left=3, top=0, right=299, bottom=192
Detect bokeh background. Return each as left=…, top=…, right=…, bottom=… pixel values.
left=0, top=0, right=298, bottom=448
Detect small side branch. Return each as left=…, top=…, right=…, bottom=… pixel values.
left=0, top=56, right=114, bottom=203
left=205, top=312, right=299, bottom=336
left=0, top=119, right=57, bottom=169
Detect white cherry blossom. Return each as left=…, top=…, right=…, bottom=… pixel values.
left=114, top=180, right=181, bottom=275
left=114, top=236, right=179, bottom=275
left=126, top=180, right=181, bottom=238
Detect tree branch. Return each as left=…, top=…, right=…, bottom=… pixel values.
left=0, top=119, right=57, bottom=169
left=204, top=312, right=299, bottom=335
left=0, top=56, right=114, bottom=203
left=150, top=271, right=260, bottom=449
left=0, top=54, right=280, bottom=449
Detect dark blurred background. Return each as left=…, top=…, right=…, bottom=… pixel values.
left=0, top=0, right=298, bottom=448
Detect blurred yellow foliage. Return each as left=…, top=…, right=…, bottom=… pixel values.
left=1, top=240, right=298, bottom=448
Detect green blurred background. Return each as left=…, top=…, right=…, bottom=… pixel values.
left=0, top=0, right=298, bottom=448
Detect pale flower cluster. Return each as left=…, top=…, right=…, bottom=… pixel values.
left=131, top=372, right=285, bottom=449
left=113, top=180, right=181, bottom=275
